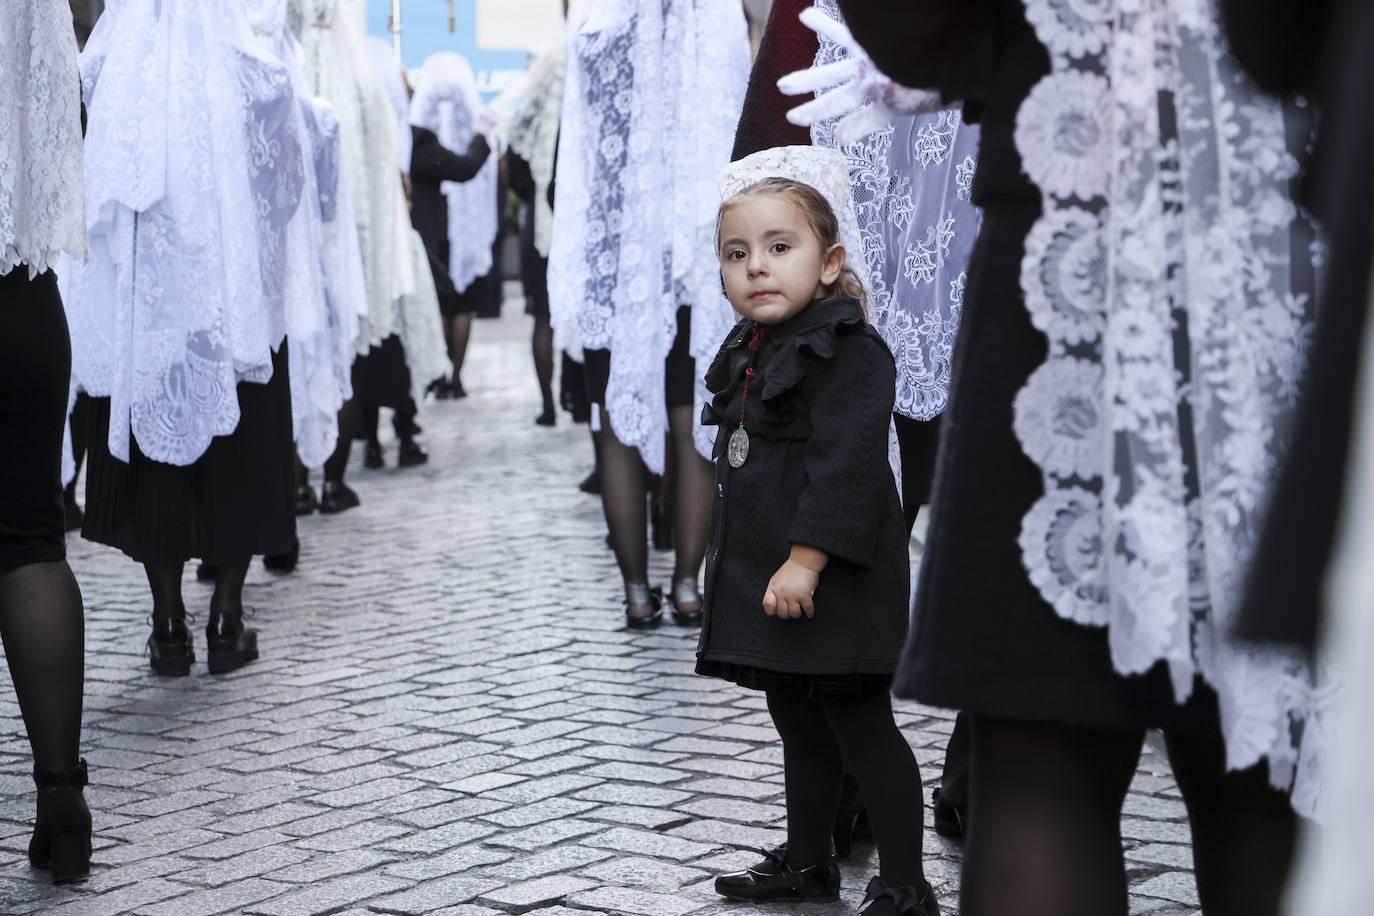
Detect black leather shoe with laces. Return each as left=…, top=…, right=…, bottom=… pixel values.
left=206, top=610, right=259, bottom=674
left=148, top=617, right=194, bottom=677
left=714, top=846, right=840, bottom=903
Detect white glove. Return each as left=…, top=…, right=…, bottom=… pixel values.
left=777, top=5, right=943, bottom=146
left=475, top=106, right=500, bottom=140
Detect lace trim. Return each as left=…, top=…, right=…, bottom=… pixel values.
left=1015, top=0, right=1326, bottom=816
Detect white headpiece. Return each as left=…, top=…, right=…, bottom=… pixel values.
left=715, top=146, right=872, bottom=299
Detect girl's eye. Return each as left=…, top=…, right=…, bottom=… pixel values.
left=771, top=242, right=790, bottom=254
left=726, top=249, right=746, bottom=261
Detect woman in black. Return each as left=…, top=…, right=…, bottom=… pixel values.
left=831, top=2, right=1301, bottom=914
left=508, top=150, right=557, bottom=426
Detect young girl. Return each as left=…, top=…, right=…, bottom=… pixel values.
left=696, top=149, right=939, bottom=916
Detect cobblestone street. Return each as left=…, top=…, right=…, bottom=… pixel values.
left=0, top=304, right=1205, bottom=915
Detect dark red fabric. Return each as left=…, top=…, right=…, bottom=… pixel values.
left=731, top=0, right=818, bottom=161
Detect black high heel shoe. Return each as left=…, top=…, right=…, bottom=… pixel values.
left=859, top=875, right=940, bottom=916
left=206, top=608, right=259, bottom=674
left=714, top=845, right=840, bottom=903
left=833, top=774, right=872, bottom=858
left=29, top=760, right=92, bottom=885
left=148, top=617, right=194, bottom=677
left=624, top=583, right=663, bottom=630
left=668, top=577, right=703, bottom=627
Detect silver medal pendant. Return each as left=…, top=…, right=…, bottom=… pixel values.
left=727, top=426, right=750, bottom=468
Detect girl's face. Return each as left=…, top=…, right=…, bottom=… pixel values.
left=718, top=193, right=845, bottom=325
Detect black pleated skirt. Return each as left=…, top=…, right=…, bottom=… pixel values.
left=584, top=306, right=697, bottom=410
left=82, top=343, right=295, bottom=565
left=351, top=335, right=415, bottom=409
left=0, top=269, right=71, bottom=571
left=896, top=200, right=1221, bottom=735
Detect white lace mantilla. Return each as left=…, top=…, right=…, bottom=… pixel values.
left=368, top=36, right=413, bottom=176
left=490, top=40, right=564, bottom=258
left=808, top=0, right=980, bottom=422
left=0, top=0, right=86, bottom=278
left=410, top=52, right=500, bottom=294
left=67, top=0, right=310, bottom=466
left=1015, top=0, right=1324, bottom=815
left=549, top=0, right=749, bottom=471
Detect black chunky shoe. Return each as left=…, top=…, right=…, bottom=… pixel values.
left=29, top=760, right=91, bottom=884
left=319, top=481, right=360, bottom=514
left=263, top=535, right=300, bottom=574
left=859, top=875, right=940, bottom=916
left=206, top=610, right=259, bottom=674
left=534, top=408, right=556, bottom=427
left=397, top=439, right=429, bottom=468
left=294, top=483, right=319, bottom=516
left=148, top=617, right=194, bottom=677
left=714, top=846, right=840, bottom=903
left=363, top=440, right=384, bottom=469
left=624, top=584, right=663, bottom=631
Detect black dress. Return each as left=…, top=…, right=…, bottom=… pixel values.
left=508, top=152, right=550, bottom=321
left=838, top=0, right=1220, bottom=732
left=82, top=343, right=295, bottom=566
left=696, top=298, right=909, bottom=697
left=410, top=126, right=492, bottom=318
left=0, top=269, right=72, bottom=571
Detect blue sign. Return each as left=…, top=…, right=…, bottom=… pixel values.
left=365, top=1, right=537, bottom=102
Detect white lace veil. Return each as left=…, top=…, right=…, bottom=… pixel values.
left=549, top=0, right=749, bottom=472
left=410, top=52, right=500, bottom=295
left=1014, top=0, right=1323, bottom=814
left=67, top=0, right=307, bottom=466
left=489, top=39, right=565, bottom=258
left=1, top=0, right=86, bottom=279
left=807, top=0, right=980, bottom=423
left=367, top=35, right=413, bottom=176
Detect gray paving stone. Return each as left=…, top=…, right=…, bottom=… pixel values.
left=246, top=871, right=410, bottom=915
left=367, top=875, right=504, bottom=913
left=478, top=874, right=600, bottom=910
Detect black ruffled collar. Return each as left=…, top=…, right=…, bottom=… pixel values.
left=705, top=298, right=866, bottom=400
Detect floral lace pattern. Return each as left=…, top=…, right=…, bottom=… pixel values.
left=0, top=0, right=86, bottom=278
left=67, top=0, right=308, bottom=466
left=490, top=41, right=564, bottom=258
left=411, top=52, right=500, bottom=294
left=1016, top=0, right=1324, bottom=815
left=549, top=0, right=748, bottom=471
left=808, top=0, right=981, bottom=421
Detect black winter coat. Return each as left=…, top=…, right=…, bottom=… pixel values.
left=695, top=299, right=910, bottom=681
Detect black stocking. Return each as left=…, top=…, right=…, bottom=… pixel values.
left=143, top=562, right=186, bottom=624
left=668, top=404, right=711, bottom=600
left=962, top=717, right=1143, bottom=916
left=1166, top=732, right=1297, bottom=916
left=596, top=413, right=648, bottom=609
left=360, top=407, right=380, bottom=445
left=0, top=561, right=84, bottom=773
left=210, top=561, right=251, bottom=618
left=448, top=312, right=473, bottom=382
left=323, top=399, right=360, bottom=484
left=766, top=689, right=845, bottom=869
left=532, top=314, right=554, bottom=414
left=820, top=692, right=927, bottom=888
left=64, top=394, right=91, bottom=506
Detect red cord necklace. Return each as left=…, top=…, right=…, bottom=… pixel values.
left=726, top=324, right=767, bottom=468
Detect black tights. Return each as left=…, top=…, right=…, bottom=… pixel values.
left=145, top=559, right=250, bottom=621
left=767, top=689, right=927, bottom=889
left=532, top=314, right=554, bottom=414
left=323, top=399, right=361, bottom=484
left=596, top=405, right=712, bottom=610
left=359, top=405, right=417, bottom=446
left=446, top=313, right=473, bottom=383
left=0, top=561, right=84, bottom=773
left=962, top=717, right=1297, bottom=916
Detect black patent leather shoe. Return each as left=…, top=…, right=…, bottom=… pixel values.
left=668, top=577, right=702, bottom=627
left=397, top=439, right=429, bottom=468
left=363, top=440, right=384, bottom=469
left=624, top=584, right=663, bottom=630
left=206, top=610, right=259, bottom=674
left=319, top=481, right=360, bottom=514
left=714, top=846, right=840, bottom=903
left=148, top=617, right=194, bottom=677
left=859, top=875, right=940, bottom=916
left=294, top=483, right=318, bottom=516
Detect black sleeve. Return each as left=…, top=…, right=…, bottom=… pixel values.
left=410, top=129, right=492, bottom=184
left=835, top=0, right=1000, bottom=105
left=507, top=151, right=536, bottom=202
left=787, top=333, right=897, bottom=567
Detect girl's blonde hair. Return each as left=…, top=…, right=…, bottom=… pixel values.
left=716, top=177, right=866, bottom=304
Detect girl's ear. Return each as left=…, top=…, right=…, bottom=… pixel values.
left=819, top=243, right=846, bottom=286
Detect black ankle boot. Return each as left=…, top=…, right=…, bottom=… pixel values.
left=148, top=617, right=194, bottom=677
left=294, top=482, right=318, bottom=516
left=319, top=481, right=360, bottom=514
left=860, top=875, right=941, bottom=916
left=714, top=846, right=840, bottom=903
left=206, top=610, right=259, bottom=674
left=29, top=760, right=91, bottom=884
left=397, top=439, right=428, bottom=468
left=363, top=440, right=384, bottom=469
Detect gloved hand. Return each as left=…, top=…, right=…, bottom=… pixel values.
left=475, top=106, right=500, bottom=140
left=777, top=5, right=943, bottom=146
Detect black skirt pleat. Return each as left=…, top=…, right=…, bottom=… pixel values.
left=82, top=344, right=295, bottom=565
